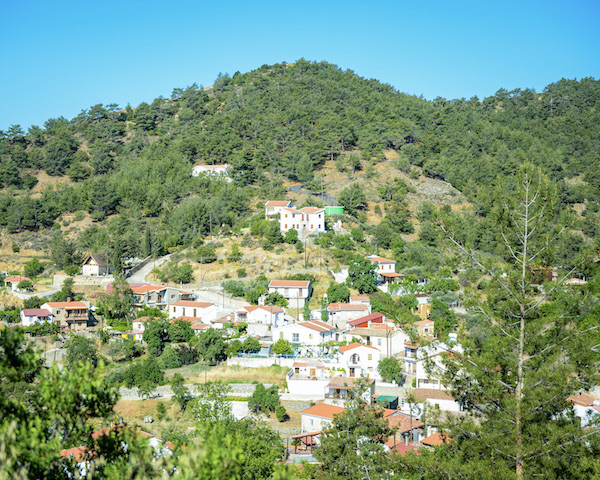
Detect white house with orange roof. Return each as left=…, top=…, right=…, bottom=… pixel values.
left=272, top=320, right=336, bottom=348
left=234, top=305, right=285, bottom=327
left=366, top=255, right=402, bottom=284
left=192, top=163, right=232, bottom=180
left=41, top=300, right=89, bottom=331
left=337, top=342, right=381, bottom=379
left=327, top=302, right=371, bottom=330
left=169, top=300, right=217, bottom=322
left=268, top=280, right=312, bottom=308
left=20, top=308, right=53, bottom=327
left=301, top=403, right=346, bottom=434
left=4, top=275, right=33, bottom=292
left=324, top=376, right=376, bottom=406
left=279, top=206, right=325, bottom=235
left=346, top=324, right=409, bottom=358
left=264, top=200, right=293, bottom=218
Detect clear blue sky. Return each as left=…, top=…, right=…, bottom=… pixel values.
left=1, top=0, right=598, bottom=131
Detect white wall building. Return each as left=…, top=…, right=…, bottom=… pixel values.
left=279, top=207, right=325, bottom=234
left=169, top=300, right=217, bottom=323
left=234, top=305, right=285, bottom=328
left=20, top=308, right=53, bottom=327
left=327, top=303, right=371, bottom=330
left=268, top=280, right=312, bottom=309
left=337, top=342, right=381, bottom=379
left=192, top=163, right=232, bottom=180
left=301, top=403, right=346, bottom=434
left=264, top=200, right=293, bottom=219
left=273, top=320, right=336, bottom=347
left=346, top=325, right=409, bottom=358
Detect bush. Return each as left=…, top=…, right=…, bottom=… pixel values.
left=160, top=346, right=183, bottom=369
left=248, top=383, right=279, bottom=414
left=275, top=405, right=288, bottom=422
left=237, top=268, right=247, bottom=278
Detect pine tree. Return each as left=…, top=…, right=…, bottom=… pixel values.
left=405, top=165, right=600, bottom=479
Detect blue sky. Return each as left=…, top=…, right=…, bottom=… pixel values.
left=1, top=0, right=598, bottom=131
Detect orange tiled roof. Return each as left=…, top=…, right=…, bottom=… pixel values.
left=269, top=280, right=310, bottom=288
left=301, top=403, right=346, bottom=419
left=171, top=300, right=214, bottom=308
left=338, top=342, right=379, bottom=353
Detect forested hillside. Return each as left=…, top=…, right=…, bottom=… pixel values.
left=0, top=59, right=599, bottom=265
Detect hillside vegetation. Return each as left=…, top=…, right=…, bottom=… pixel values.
left=0, top=60, right=598, bottom=272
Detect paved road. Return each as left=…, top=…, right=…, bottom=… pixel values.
left=127, top=255, right=173, bottom=284
left=11, top=285, right=61, bottom=300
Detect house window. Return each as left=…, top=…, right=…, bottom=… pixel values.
left=377, top=338, right=382, bottom=346
left=310, top=368, right=316, bottom=376
left=292, top=333, right=299, bottom=342
left=368, top=354, right=372, bottom=360
left=280, top=332, right=284, bottom=339
left=193, top=309, right=197, bottom=317
left=295, top=367, right=299, bottom=374
left=309, top=334, right=313, bottom=340
left=310, top=419, right=314, bottom=426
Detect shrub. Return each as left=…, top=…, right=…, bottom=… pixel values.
left=275, top=405, right=288, bottom=422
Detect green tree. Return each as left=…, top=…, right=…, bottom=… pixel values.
left=23, top=258, right=44, bottom=278
left=241, top=336, right=261, bottom=353
left=407, top=165, right=600, bottom=479
left=248, top=383, right=279, bottom=414
left=16, top=280, right=34, bottom=292
left=171, top=373, right=191, bottom=413
left=272, top=339, right=292, bottom=355
left=142, top=318, right=170, bottom=357
left=97, top=274, right=134, bottom=323
left=65, top=335, right=99, bottom=367
left=168, top=319, right=194, bottom=343
left=194, top=328, right=227, bottom=363
left=338, top=183, right=367, bottom=216
left=327, top=282, right=350, bottom=303
left=377, top=356, right=404, bottom=385
left=347, top=256, right=378, bottom=293
left=264, top=292, right=288, bottom=307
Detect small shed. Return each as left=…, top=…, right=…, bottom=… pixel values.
left=82, top=254, right=113, bottom=276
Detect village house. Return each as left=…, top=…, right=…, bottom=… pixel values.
left=327, top=302, right=371, bottom=330
left=20, top=308, right=53, bottom=327
left=268, top=280, right=312, bottom=309
left=81, top=254, right=113, bottom=276
left=192, top=163, right=232, bottom=179
left=406, top=338, right=462, bottom=390
left=169, top=300, right=217, bottom=323
left=279, top=206, right=325, bottom=235
left=3, top=275, right=33, bottom=292
left=234, top=305, right=285, bottom=333
left=410, top=388, right=463, bottom=413
left=336, top=342, right=381, bottom=379
left=366, top=255, right=399, bottom=283
left=124, top=284, right=196, bottom=312
left=301, top=403, right=346, bottom=435
left=385, top=411, right=426, bottom=446
left=345, top=324, right=409, bottom=358
left=273, top=320, right=336, bottom=349
left=264, top=200, right=293, bottom=218
left=286, top=360, right=333, bottom=398
left=324, top=376, right=375, bottom=406
left=41, top=300, right=90, bottom=332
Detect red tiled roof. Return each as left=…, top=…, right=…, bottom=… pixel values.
left=347, top=312, right=385, bottom=327
left=299, top=207, right=325, bottom=213
left=349, top=296, right=370, bottom=302
left=44, top=301, right=88, bottom=309
left=367, top=256, right=395, bottom=264
left=412, top=389, right=455, bottom=402
left=386, top=412, right=424, bottom=432
left=421, top=432, right=449, bottom=446
left=328, top=303, right=369, bottom=312
left=191, top=323, right=210, bottom=330
left=170, top=316, right=203, bottom=324
left=338, top=342, right=379, bottom=353
left=194, top=163, right=230, bottom=170
left=171, top=300, right=214, bottom=308
left=300, top=320, right=335, bottom=333
left=568, top=393, right=597, bottom=407
left=4, top=275, right=32, bottom=283
left=22, top=309, right=52, bottom=317
left=269, top=280, right=310, bottom=288
left=389, top=442, right=421, bottom=455
left=414, top=319, right=434, bottom=325
left=381, top=272, right=405, bottom=277
left=237, top=305, right=284, bottom=314
left=265, top=200, right=292, bottom=207
left=301, top=403, right=346, bottom=419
